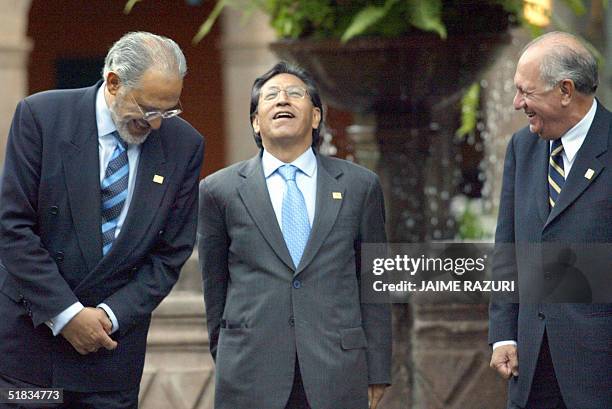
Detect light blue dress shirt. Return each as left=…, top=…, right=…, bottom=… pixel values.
left=262, top=148, right=317, bottom=229
left=46, top=83, right=141, bottom=336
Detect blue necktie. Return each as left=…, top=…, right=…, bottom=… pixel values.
left=548, top=139, right=565, bottom=210
left=278, top=164, right=311, bottom=267
left=101, top=132, right=129, bottom=255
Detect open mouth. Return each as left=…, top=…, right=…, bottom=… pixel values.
left=273, top=111, right=295, bottom=120
left=132, top=119, right=151, bottom=132
left=525, top=111, right=536, bottom=118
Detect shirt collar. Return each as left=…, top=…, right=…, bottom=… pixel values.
left=556, top=99, right=597, bottom=162
left=262, top=147, right=317, bottom=178
left=96, top=82, right=117, bottom=138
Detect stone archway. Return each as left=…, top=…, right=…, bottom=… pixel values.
left=0, top=0, right=31, bottom=170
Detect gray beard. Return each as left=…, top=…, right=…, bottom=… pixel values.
left=109, top=107, right=150, bottom=145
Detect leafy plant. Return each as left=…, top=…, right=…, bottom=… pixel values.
left=125, top=0, right=525, bottom=44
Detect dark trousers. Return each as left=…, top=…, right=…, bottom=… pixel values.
left=0, top=372, right=139, bottom=409
left=525, top=332, right=567, bottom=409
left=285, top=358, right=311, bottom=409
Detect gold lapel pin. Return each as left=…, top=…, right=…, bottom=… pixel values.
left=332, top=192, right=342, bottom=200
left=153, top=175, right=165, bottom=184
left=584, top=168, right=595, bottom=180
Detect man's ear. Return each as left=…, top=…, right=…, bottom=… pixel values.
left=252, top=115, right=260, bottom=134
left=312, top=107, right=321, bottom=129
left=559, top=79, right=574, bottom=107
left=106, top=72, right=121, bottom=96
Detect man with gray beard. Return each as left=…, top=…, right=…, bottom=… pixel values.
left=0, top=31, right=204, bottom=408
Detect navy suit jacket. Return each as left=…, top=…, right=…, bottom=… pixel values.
left=489, top=102, right=612, bottom=408
left=0, top=82, right=204, bottom=391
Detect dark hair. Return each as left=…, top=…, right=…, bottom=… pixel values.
left=249, top=61, right=325, bottom=149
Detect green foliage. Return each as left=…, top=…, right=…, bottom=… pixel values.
left=457, top=205, right=487, bottom=240
left=405, top=0, right=446, bottom=39
left=456, top=83, right=481, bottom=139
left=341, top=0, right=400, bottom=43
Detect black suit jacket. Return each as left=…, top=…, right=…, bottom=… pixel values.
left=0, top=82, right=204, bottom=391
left=489, top=102, right=612, bottom=409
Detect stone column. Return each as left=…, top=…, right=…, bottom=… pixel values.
left=140, top=254, right=215, bottom=409
left=220, top=9, right=277, bottom=165
left=0, top=0, right=32, bottom=170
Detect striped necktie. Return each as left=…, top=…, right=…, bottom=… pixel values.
left=101, top=132, right=129, bottom=255
left=548, top=138, right=565, bottom=209
left=278, top=164, right=311, bottom=268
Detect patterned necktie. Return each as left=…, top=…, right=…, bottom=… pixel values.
left=548, top=138, right=565, bottom=209
left=278, top=164, right=311, bottom=267
left=101, top=132, right=129, bottom=255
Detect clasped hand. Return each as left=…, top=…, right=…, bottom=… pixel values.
left=60, top=307, right=118, bottom=355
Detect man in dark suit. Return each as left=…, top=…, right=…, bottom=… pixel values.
left=489, top=31, right=611, bottom=409
left=0, top=32, right=204, bottom=408
left=199, top=62, right=391, bottom=409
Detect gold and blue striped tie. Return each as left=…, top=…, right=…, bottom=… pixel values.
left=548, top=138, right=564, bottom=209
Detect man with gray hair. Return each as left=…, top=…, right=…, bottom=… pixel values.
left=0, top=31, right=204, bottom=408
left=489, top=31, right=611, bottom=408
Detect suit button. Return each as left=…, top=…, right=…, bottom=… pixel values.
left=49, top=206, right=59, bottom=215
left=544, top=272, right=552, bottom=280
left=292, top=280, right=301, bottom=289
left=538, top=312, right=546, bottom=320
left=55, top=251, right=64, bottom=261
left=158, top=229, right=164, bottom=236
left=289, top=317, right=295, bottom=327
left=131, top=267, right=138, bottom=273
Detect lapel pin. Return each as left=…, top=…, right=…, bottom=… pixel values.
left=153, top=175, right=165, bottom=184
left=332, top=192, right=342, bottom=200
left=584, top=168, right=595, bottom=180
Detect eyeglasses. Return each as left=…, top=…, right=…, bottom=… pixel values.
left=261, top=86, right=308, bottom=102
left=128, top=94, right=183, bottom=122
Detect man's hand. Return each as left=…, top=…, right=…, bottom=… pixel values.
left=368, top=384, right=387, bottom=409
left=60, top=307, right=118, bottom=355
left=490, top=344, right=519, bottom=379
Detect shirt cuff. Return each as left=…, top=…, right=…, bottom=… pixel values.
left=97, top=303, right=119, bottom=335
left=45, top=302, right=84, bottom=336
left=493, top=340, right=517, bottom=350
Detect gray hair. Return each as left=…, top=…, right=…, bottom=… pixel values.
left=524, top=31, right=598, bottom=95
left=102, top=31, right=187, bottom=89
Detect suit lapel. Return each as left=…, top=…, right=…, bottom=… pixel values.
left=237, top=154, right=295, bottom=270
left=61, top=83, right=103, bottom=272
left=544, top=104, right=609, bottom=230
left=296, top=155, right=344, bottom=275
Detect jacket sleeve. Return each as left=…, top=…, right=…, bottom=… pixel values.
left=488, top=135, right=519, bottom=344
left=102, top=137, right=204, bottom=336
left=0, top=100, right=79, bottom=326
left=198, top=178, right=230, bottom=361
left=358, top=174, right=392, bottom=385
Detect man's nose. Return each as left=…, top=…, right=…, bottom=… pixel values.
left=148, top=117, right=163, bottom=130
left=276, top=90, right=290, bottom=104
left=513, top=91, right=524, bottom=111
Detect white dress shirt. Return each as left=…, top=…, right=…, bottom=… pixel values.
left=262, top=148, right=317, bottom=229
left=493, top=99, right=597, bottom=351
left=46, top=83, right=142, bottom=336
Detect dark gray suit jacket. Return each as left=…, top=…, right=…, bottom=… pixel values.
left=0, top=82, right=204, bottom=391
left=199, top=152, right=392, bottom=409
left=489, top=102, right=612, bottom=409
